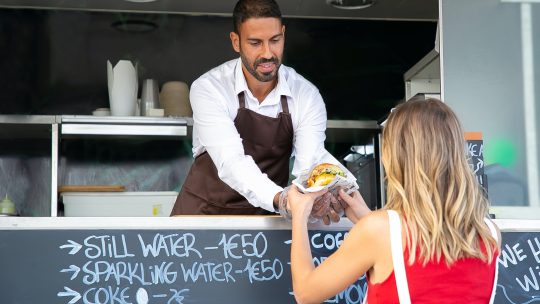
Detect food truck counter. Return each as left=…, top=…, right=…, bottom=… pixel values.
left=0, top=216, right=538, bottom=304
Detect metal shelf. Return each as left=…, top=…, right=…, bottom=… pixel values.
left=327, top=119, right=379, bottom=130
left=60, top=115, right=188, bottom=137
left=404, top=49, right=441, bottom=100
left=61, top=115, right=189, bottom=125
left=0, top=115, right=57, bottom=124
left=0, top=115, right=57, bottom=139
left=326, top=119, right=380, bottom=143
left=404, top=49, right=440, bottom=81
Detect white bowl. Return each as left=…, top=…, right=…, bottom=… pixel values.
left=92, top=108, right=111, bottom=116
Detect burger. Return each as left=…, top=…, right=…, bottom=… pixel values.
left=307, top=163, right=346, bottom=187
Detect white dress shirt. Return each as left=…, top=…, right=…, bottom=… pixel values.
left=190, top=58, right=342, bottom=212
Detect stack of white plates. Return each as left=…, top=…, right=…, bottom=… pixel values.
left=92, top=108, right=111, bottom=116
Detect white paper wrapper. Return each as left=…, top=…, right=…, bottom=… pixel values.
left=107, top=60, right=138, bottom=116
left=292, top=163, right=359, bottom=195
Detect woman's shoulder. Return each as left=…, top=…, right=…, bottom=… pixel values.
left=360, top=209, right=390, bottom=225
left=342, top=210, right=393, bottom=264
left=349, top=209, right=391, bottom=240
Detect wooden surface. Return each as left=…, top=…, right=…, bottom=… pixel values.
left=57, top=185, right=125, bottom=193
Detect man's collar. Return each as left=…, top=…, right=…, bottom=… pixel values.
left=234, top=58, right=249, bottom=96
left=234, top=57, right=292, bottom=99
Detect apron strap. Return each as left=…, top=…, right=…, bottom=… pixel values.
left=280, top=95, right=289, bottom=114
left=484, top=218, right=499, bottom=304
left=388, top=210, right=412, bottom=304
left=238, top=91, right=246, bottom=109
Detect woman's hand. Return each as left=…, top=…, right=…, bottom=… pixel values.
left=338, top=189, right=371, bottom=224
left=287, top=185, right=327, bottom=222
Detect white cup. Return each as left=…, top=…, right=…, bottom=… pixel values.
left=140, top=79, right=160, bottom=116
left=159, top=81, right=191, bottom=117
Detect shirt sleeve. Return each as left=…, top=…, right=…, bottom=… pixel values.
left=291, top=88, right=356, bottom=181
left=190, top=79, right=282, bottom=212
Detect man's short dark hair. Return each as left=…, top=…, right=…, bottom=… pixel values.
left=233, top=0, right=282, bottom=34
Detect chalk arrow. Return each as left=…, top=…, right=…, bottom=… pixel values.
left=57, top=287, right=81, bottom=304
left=60, top=265, right=81, bottom=280
left=59, top=240, right=82, bottom=255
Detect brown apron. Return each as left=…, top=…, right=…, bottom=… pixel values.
left=170, top=92, right=293, bottom=215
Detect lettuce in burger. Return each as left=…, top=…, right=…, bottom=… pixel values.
left=307, top=163, right=346, bottom=187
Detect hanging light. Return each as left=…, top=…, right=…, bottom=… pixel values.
left=326, top=0, right=375, bottom=10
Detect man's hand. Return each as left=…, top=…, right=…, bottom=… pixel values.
left=311, top=187, right=363, bottom=225
left=273, top=191, right=281, bottom=212
left=277, top=186, right=294, bottom=220
left=311, top=192, right=341, bottom=225
left=287, top=186, right=327, bottom=222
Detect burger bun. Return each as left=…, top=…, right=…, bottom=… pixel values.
left=307, top=163, right=346, bottom=187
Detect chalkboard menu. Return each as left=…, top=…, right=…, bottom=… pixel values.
left=465, top=132, right=488, bottom=192
left=0, top=229, right=365, bottom=304
left=0, top=228, right=537, bottom=303
left=496, top=231, right=540, bottom=304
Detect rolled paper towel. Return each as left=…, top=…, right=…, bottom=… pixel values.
left=107, top=60, right=138, bottom=116
left=159, top=81, right=191, bottom=117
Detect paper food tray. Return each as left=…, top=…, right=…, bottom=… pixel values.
left=292, top=163, right=358, bottom=194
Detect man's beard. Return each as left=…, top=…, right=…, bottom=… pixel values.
left=240, top=52, right=281, bottom=82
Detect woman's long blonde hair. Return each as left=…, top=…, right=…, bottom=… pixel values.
left=382, top=98, right=498, bottom=265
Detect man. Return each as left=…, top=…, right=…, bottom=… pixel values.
left=170, top=0, right=353, bottom=218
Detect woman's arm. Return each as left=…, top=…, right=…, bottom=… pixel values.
left=290, top=198, right=317, bottom=303
left=288, top=186, right=385, bottom=304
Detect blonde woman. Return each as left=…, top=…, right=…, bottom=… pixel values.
left=289, top=98, right=501, bottom=304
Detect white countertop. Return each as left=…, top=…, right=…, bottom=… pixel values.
left=1, top=216, right=539, bottom=232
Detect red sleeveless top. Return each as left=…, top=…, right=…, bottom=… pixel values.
left=366, top=246, right=498, bottom=304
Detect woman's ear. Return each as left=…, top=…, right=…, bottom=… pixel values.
left=230, top=31, right=240, bottom=53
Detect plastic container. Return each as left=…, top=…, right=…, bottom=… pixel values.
left=62, top=191, right=178, bottom=217
left=0, top=195, right=17, bottom=216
